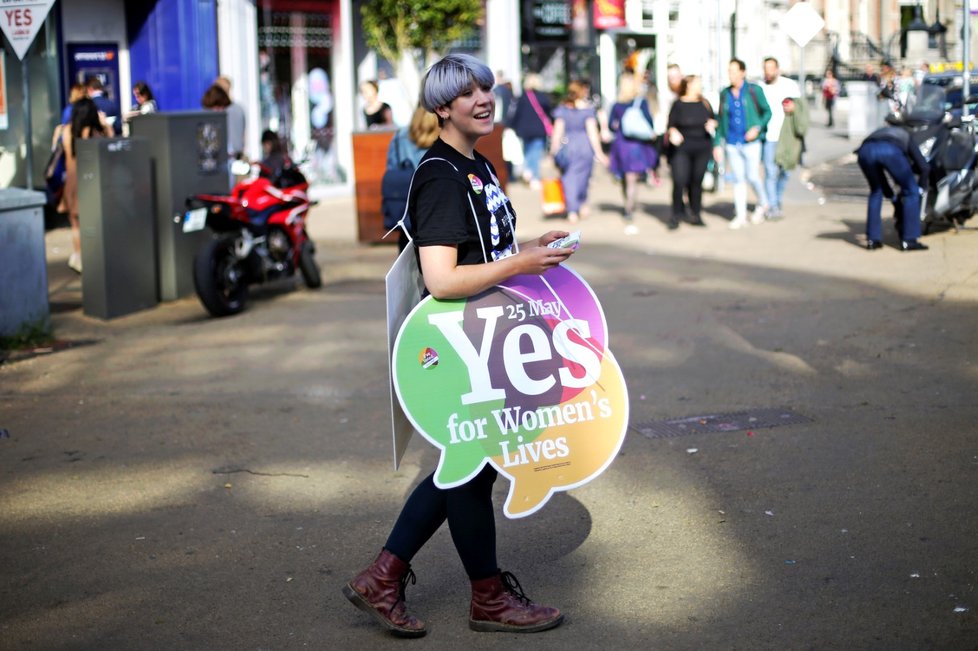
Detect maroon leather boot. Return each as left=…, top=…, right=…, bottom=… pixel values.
left=469, top=570, right=564, bottom=633
left=342, top=549, right=426, bottom=637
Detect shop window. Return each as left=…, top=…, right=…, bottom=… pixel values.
left=258, top=6, right=344, bottom=186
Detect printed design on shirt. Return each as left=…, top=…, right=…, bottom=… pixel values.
left=479, top=181, right=515, bottom=262
left=468, top=174, right=484, bottom=194
left=490, top=213, right=501, bottom=247
left=490, top=210, right=515, bottom=262
left=484, top=183, right=506, bottom=214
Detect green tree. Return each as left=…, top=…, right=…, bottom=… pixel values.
left=360, top=0, right=484, bottom=105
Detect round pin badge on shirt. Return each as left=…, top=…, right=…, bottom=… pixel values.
left=468, top=174, right=484, bottom=194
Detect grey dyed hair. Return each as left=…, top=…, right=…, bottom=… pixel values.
left=421, top=54, right=494, bottom=113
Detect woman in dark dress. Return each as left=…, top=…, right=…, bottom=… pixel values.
left=666, top=75, right=717, bottom=229
left=343, top=54, right=574, bottom=639
left=608, top=73, right=658, bottom=234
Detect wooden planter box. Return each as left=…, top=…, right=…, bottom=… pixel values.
left=352, top=124, right=509, bottom=244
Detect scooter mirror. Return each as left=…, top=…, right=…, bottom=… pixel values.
left=230, top=159, right=252, bottom=176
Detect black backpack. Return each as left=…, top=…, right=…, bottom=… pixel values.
left=381, top=131, right=415, bottom=230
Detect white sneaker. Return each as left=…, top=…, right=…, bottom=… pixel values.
left=67, top=252, right=83, bottom=274
left=624, top=223, right=639, bottom=235
left=750, top=206, right=767, bottom=225
left=729, top=214, right=748, bottom=230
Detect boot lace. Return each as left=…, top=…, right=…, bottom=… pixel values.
left=500, top=570, right=532, bottom=606
left=398, top=567, right=417, bottom=602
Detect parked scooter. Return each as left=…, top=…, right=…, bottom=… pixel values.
left=184, top=160, right=321, bottom=317
left=885, top=82, right=978, bottom=234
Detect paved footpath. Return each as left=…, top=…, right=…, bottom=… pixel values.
left=2, top=113, right=977, bottom=649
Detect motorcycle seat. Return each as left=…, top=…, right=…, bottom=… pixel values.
left=943, top=131, right=975, bottom=170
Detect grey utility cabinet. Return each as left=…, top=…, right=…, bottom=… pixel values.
left=77, top=137, right=158, bottom=320
left=0, top=188, right=49, bottom=335
left=130, top=111, right=228, bottom=302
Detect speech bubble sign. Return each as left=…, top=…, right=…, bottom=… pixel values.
left=392, top=265, right=628, bottom=518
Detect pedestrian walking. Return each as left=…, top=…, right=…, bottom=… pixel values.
left=714, top=58, right=771, bottom=229
left=342, top=53, right=574, bottom=638
left=509, top=73, right=553, bottom=189
left=666, top=74, right=716, bottom=228
left=62, top=98, right=111, bottom=274
left=607, top=73, right=658, bottom=234
left=550, top=80, right=609, bottom=223
left=47, top=84, right=86, bottom=212
left=856, top=125, right=930, bottom=251
left=215, top=76, right=247, bottom=160
left=821, top=69, right=840, bottom=127
left=772, top=96, right=808, bottom=199
left=653, top=63, right=684, bottom=186
left=761, top=57, right=803, bottom=220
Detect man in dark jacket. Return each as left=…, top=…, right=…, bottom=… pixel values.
left=856, top=126, right=930, bottom=250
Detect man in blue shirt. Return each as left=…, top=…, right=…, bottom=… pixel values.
left=714, top=58, right=772, bottom=229
left=85, top=77, right=120, bottom=131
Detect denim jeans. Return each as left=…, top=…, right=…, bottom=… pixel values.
left=522, top=137, right=546, bottom=181
left=725, top=140, right=767, bottom=216
left=762, top=140, right=789, bottom=211
left=857, top=139, right=921, bottom=242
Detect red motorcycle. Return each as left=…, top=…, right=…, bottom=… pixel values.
left=185, top=161, right=321, bottom=317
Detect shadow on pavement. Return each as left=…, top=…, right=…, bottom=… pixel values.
left=2, top=240, right=977, bottom=648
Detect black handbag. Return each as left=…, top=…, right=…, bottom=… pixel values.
left=381, top=132, right=415, bottom=230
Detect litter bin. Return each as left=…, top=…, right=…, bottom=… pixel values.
left=130, top=111, right=228, bottom=302
left=0, top=189, right=49, bottom=336
left=76, top=137, right=157, bottom=320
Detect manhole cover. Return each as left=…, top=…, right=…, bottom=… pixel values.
left=636, top=408, right=812, bottom=440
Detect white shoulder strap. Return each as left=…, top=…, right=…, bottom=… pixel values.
left=383, top=156, right=493, bottom=264
left=382, top=157, right=457, bottom=243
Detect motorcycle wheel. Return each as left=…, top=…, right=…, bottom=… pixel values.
left=193, top=236, right=249, bottom=317
left=299, top=240, right=322, bottom=289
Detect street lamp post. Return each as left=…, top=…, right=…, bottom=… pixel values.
left=964, top=1, right=971, bottom=118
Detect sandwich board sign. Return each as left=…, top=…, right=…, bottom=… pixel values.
left=389, top=264, right=629, bottom=519
left=0, top=0, right=56, bottom=60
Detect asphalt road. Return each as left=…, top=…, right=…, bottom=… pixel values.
left=2, top=105, right=977, bottom=649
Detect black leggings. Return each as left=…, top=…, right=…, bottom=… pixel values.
left=670, top=145, right=712, bottom=217
left=385, top=465, right=498, bottom=581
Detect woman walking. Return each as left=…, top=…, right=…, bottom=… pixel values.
left=821, top=69, right=840, bottom=127
left=666, top=75, right=716, bottom=229
left=343, top=54, right=574, bottom=638
left=607, top=73, right=658, bottom=234
left=62, top=98, right=112, bottom=273
left=509, top=73, right=552, bottom=189
left=550, top=80, right=609, bottom=223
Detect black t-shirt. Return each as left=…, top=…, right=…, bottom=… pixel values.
left=409, top=138, right=517, bottom=266
left=668, top=100, right=715, bottom=150
left=365, top=102, right=392, bottom=127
